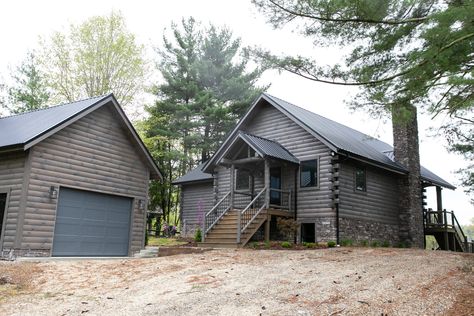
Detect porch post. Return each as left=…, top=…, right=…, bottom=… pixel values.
left=436, top=186, right=443, bottom=224
left=264, top=159, right=270, bottom=208
left=230, top=164, right=235, bottom=209
left=264, top=215, right=271, bottom=242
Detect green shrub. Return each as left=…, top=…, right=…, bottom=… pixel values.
left=340, top=239, right=353, bottom=247
left=303, top=242, right=316, bottom=248
left=397, top=241, right=408, bottom=248
left=264, top=240, right=271, bottom=249
left=145, top=230, right=149, bottom=246
left=360, top=240, right=369, bottom=247
left=327, top=241, right=336, bottom=248
left=382, top=240, right=390, bottom=248
left=281, top=241, right=292, bottom=248
left=250, top=241, right=258, bottom=249
left=371, top=241, right=379, bottom=248
left=194, top=228, right=202, bottom=242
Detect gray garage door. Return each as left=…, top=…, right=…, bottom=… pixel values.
left=52, top=188, right=132, bottom=257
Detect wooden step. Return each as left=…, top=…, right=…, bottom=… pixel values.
left=198, top=242, right=239, bottom=249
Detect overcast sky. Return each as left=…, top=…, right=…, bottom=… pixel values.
left=1, top=0, right=472, bottom=224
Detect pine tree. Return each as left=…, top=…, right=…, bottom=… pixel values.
left=142, top=18, right=267, bottom=225
left=2, top=52, right=50, bottom=114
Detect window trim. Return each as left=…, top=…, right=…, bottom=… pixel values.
left=354, top=166, right=367, bottom=193
left=299, top=158, right=319, bottom=189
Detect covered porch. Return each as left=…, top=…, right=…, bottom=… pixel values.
left=202, top=132, right=299, bottom=246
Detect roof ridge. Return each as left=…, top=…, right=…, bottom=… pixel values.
left=0, top=94, right=110, bottom=120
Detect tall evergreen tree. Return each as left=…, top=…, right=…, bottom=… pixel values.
left=252, top=0, right=474, bottom=201
left=1, top=52, right=50, bottom=114
left=142, top=18, right=266, bottom=225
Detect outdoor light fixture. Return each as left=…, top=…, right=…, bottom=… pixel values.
left=138, top=199, right=145, bottom=210
left=49, top=186, right=58, bottom=199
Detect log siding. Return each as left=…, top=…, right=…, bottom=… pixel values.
left=181, top=181, right=214, bottom=236
left=339, top=160, right=400, bottom=225
left=20, top=104, right=149, bottom=255
left=0, top=151, right=27, bottom=251
left=241, top=102, right=333, bottom=219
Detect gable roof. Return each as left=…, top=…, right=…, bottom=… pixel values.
left=203, top=93, right=454, bottom=190
left=238, top=132, right=299, bottom=164
left=0, top=94, right=162, bottom=180
left=172, top=162, right=214, bottom=185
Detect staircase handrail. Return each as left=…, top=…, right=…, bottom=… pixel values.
left=206, top=191, right=231, bottom=217
left=204, top=191, right=231, bottom=237
left=451, top=211, right=468, bottom=251
left=237, top=187, right=267, bottom=243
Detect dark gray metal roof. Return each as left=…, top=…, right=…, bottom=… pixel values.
left=264, top=94, right=407, bottom=172
left=239, top=132, right=299, bottom=164
left=263, top=94, right=455, bottom=190
left=172, top=163, right=214, bottom=184
left=0, top=95, right=107, bottom=149
left=0, top=94, right=162, bottom=180
left=203, top=93, right=454, bottom=190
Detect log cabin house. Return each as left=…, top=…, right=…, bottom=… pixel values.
left=0, top=94, right=161, bottom=257
left=175, top=93, right=472, bottom=252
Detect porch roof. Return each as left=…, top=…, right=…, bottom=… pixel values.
left=238, top=132, right=299, bottom=164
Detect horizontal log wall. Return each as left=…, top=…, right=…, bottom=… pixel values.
left=339, top=160, right=400, bottom=225
left=181, top=181, right=214, bottom=235
left=21, top=103, right=150, bottom=254
left=0, top=151, right=27, bottom=250
left=242, top=102, right=333, bottom=219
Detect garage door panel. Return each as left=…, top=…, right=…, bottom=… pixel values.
left=52, top=188, right=132, bottom=257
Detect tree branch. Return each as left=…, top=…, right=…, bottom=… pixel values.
left=267, top=0, right=428, bottom=26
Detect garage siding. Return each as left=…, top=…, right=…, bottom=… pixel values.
left=0, top=151, right=27, bottom=250
left=22, top=104, right=149, bottom=254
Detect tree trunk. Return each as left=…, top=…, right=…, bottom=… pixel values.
left=392, top=104, right=424, bottom=248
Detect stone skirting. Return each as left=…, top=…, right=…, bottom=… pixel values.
left=1, top=248, right=51, bottom=259
left=339, top=217, right=400, bottom=246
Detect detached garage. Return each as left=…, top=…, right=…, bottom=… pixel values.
left=0, top=94, right=161, bottom=257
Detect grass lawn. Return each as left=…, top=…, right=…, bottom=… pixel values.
left=147, top=236, right=188, bottom=247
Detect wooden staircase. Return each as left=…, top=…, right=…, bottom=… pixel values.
left=199, top=209, right=268, bottom=248
left=424, top=209, right=473, bottom=253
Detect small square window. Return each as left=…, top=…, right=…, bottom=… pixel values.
left=355, top=167, right=366, bottom=192
left=300, top=159, right=318, bottom=188
left=236, top=169, right=250, bottom=190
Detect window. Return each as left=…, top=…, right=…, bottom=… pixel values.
left=300, top=159, right=318, bottom=188
left=355, top=167, right=366, bottom=192
left=236, top=169, right=250, bottom=190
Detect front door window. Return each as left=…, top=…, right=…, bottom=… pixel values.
left=270, top=167, right=281, bottom=205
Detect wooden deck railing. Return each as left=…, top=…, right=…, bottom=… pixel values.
left=424, top=209, right=472, bottom=253
left=269, top=188, right=292, bottom=212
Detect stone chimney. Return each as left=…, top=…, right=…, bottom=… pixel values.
left=392, top=105, right=424, bottom=248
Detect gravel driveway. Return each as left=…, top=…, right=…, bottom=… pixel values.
left=0, top=248, right=473, bottom=315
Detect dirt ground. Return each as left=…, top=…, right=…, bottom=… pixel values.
left=0, top=248, right=473, bottom=316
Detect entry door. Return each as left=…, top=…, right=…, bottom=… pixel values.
left=0, top=193, right=6, bottom=238
left=270, top=167, right=281, bottom=205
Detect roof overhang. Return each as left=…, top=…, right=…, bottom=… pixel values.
left=2, top=94, right=162, bottom=180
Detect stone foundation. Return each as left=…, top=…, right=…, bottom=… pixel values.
left=296, top=217, right=337, bottom=243
left=1, top=248, right=50, bottom=259
left=339, top=217, right=400, bottom=246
